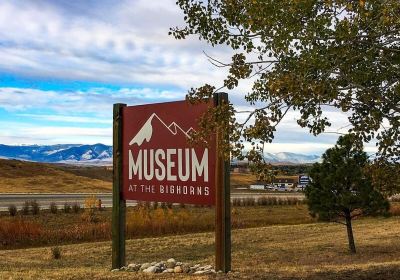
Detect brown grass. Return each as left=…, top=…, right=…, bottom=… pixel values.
left=0, top=159, right=111, bottom=193
left=230, top=172, right=258, bottom=187
left=0, top=217, right=399, bottom=279
left=1, top=159, right=261, bottom=193
left=0, top=205, right=316, bottom=249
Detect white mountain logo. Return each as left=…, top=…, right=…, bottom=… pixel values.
left=129, top=113, right=195, bottom=146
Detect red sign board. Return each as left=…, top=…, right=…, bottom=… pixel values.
left=121, top=100, right=216, bottom=205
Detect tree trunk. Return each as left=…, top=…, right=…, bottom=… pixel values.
left=344, top=210, right=356, bottom=254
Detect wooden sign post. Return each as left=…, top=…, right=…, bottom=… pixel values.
left=214, top=92, right=231, bottom=273
left=112, top=96, right=231, bottom=272
left=112, top=103, right=126, bottom=269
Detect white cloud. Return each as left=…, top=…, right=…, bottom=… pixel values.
left=0, top=0, right=230, bottom=89
left=0, top=121, right=112, bottom=145
left=0, top=87, right=185, bottom=116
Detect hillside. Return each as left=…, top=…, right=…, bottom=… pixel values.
left=0, top=159, right=298, bottom=193
left=0, top=159, right=112, bottom=193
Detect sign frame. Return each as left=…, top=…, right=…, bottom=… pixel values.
left=112, top=93, right=231, bottom=272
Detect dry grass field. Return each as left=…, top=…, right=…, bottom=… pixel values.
left=1, top=217, right=400, bottom=279
left=0, top=159, right=257, bottom=193
left=0, top=159, right=112, bottom=193
left=0, top=205, right=315, bottom=249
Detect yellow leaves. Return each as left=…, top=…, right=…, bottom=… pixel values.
left=359, top=0, right=366, bottom=8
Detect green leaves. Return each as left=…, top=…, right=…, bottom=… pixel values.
left=172, top=0, right=400, bottom=163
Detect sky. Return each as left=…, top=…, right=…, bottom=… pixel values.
left=0, top=0, right=377, bottom=155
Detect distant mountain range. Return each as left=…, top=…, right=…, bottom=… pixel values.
left=0, top=144, right=112, bottom=165
left=0, top=144, right=321, bottom=165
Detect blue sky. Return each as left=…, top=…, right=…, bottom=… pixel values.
left=0, top=0, right=376, bottom=155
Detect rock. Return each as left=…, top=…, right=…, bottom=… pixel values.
left=176, top=261, right=182, bottom=266
left=194, top=268, right=214, bottom=275
left=174, top=266, right=183, bottom=273
left=165, top=268, right=174, bottom=273
left=140, top=263, right=151, bottom=271
left=110, top=269, right=119, bottom=272
left=202, top=265, right=212, bottom=270
left=151, top=261, right=157, bottom=266
left=143, top=265, right=158, bottom=273
left=182, top=264, right=191, bottom=273
left=166, top=258, right=176, bottom=268
left=127, top=263, right=140, bottom=272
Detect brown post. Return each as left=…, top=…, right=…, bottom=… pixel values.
left=112, top=103, right=126, bottom=269
left=214, top=92, right=231, bottom=273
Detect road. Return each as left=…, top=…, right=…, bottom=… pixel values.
left=0, top=192, right=305, bottom=211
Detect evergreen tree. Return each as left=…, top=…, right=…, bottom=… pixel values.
left=305, top=135, right=389, bottom=254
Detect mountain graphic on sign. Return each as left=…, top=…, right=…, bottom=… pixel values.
left=129, top=113, right=195, bottom=146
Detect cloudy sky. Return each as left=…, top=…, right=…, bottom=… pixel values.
left=0, top=0, right=376, bottom=155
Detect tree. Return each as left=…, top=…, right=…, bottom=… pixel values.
left=305, top=134, right=389, bottom=254
left=171, top=0, right=400, bottom=163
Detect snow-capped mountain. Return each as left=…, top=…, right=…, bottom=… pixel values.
left=0, top=144, right=320, bottom=165
left=0, top=144, right=112, bottom=165
left=263, top=152, right=321, bottom=164
left=232, top=152, right=321, bottom=165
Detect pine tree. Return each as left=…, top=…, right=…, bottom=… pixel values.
left=305, top=135, right=389, bottom=254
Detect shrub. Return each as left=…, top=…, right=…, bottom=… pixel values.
left=83, top=196, right=98, bottom=223
left=390, top=196, right=400, bottom=203
left=243, top=197, right=256, bottom=206
left=96, top=199, right=103, bottom=211
left=22, top=201, right=30, bottom=215
left=64, top=203, right=72, bottom=213
left=390, top=204, right=400, bottom=216
left=232, top=198, right=241, bottom=207
left=179, top=203, right=186, bottom=209
left=144, top=201, right=151, bottom=209
left=51, top=246, right=61, bottom=259
left=153, top=201, right=159, bottom=210
left=30, top=200, right=40, bottom=215
left=50, top=202, right=58, bottom=214
left=72, top=202, right=80, bottom=213
left=0, top=220, right=43, bottom=246
left=8, top=204, right=17, bottom=216
left=167, top=202, right=173, bottom=209
left=160, top=202, right=167, bottom=209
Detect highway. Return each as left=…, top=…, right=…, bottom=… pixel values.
left=0, top=192, right=305, bottom=211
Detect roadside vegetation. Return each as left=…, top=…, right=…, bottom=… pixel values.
left=1, top=217, right=400, bottom=280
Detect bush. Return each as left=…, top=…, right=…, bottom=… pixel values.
left=51, top=246, right=61, bottom=259
left=30, top=200, right=40, bottom=215
left=8, top=205, right=17, bottom=216
left=50, top=202, right=58, bottom=214
left=179, top=203, right=186, bottom=209
left=64, top=203, right=72, bottom=213
left=22, top=201, right=30, bottom=215
left=83, top=196, right=98, bottom=223
left=0, top=220, right=43, bottom=246
left=144, top=201, right=151, bottom=209
left=72, top=202, right=81, bottom=213
left=232, top=198, right=242, bottom=207
left=243, top=197, right=256, bottom=206
left=153, top=201, right=159, bottom=210
left=390, top=204, right=400, bottom=216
